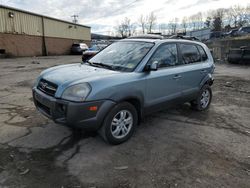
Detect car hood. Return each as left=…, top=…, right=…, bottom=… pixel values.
left=41, top=63, right=119, bottom=86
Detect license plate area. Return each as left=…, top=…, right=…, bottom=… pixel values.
left=34, top=91, right=53, bottom=117
left=35, top=91, right=51, bottom=108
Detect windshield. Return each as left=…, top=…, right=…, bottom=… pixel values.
left=89, top=41, right=154, bottom=72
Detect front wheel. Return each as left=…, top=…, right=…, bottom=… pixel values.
left=191, top=85, right=212, bottom=111
left=99, top=102, right=138, bottom=145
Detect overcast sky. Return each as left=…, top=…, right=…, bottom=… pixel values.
left=1, top=0, right=250, bottom=34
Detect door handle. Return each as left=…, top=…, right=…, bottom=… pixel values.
left=200, top=70, right=207, bottom=74
left=173, top=75, right=182, bottom=79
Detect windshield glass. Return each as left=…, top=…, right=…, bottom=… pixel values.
left=89, top=41, right=154, bottom=72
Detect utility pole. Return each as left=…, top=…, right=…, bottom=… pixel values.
left=71, top=15, right=78, bottom=24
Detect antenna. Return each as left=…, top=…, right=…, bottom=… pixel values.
left=71, top=15, right=79, bottom=24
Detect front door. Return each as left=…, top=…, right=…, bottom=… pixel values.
left=144, top=43, right=183, bottom=111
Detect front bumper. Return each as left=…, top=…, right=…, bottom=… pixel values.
left=32, top=88, right=116, bottom=130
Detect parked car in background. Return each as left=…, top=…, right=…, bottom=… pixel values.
left=82, top=44, right=108, bottom=62
left=223, top=28, right=238, bottom=37
left=210, top=31, right=223, bottom=39
left=227, top=46, right=250, bottom=63
left=236, top=26, right=250, bottom=36
left=71, top=43, right=88, bottom=54
left=33, top=36, right=214, bottom=145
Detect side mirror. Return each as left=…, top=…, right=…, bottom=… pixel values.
left=150, top=61, right=158, bottom=71
left=144, top=61, right=159, bottom=71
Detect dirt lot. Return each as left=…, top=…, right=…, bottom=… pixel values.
left=0, top=56, right=249, bottom=188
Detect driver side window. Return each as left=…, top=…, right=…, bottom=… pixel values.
left=148, top=43, right=178, bottom=68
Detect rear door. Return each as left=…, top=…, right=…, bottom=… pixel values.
left=178, top=43, right=211, bottom=98
left=144, top=43, right=184, bottom=110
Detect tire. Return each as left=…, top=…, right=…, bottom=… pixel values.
left=99, top=102, right=138, bottom=145
left=191, top=84, right=212, bottom=111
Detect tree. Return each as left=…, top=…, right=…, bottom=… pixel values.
left=229, top=5, right=242, bottom=27
left=115, top=17, right=135, bottom=38
left=189, top=12, right=203, bottom=30
left=138, top=15, right=146, bottom=34
left=116, top=24, right=125, bottom=38
left=227, top=5, right=249, bottom=27
left=146, top=12, right=157, bottom=33
left=212, top=16, right=222, bottom=31
left=196, top=12, right=203, bottom=29
left=204, top=17, right=212, bottom=28
left=211, top=9, right=225, bottom=31
left=245, top=4, right=250, bottom=24
left=158, top=23, right=168, bottom=34
left=168, top=18, right=179, bottom=35
left=181, top=17, right=188, bottom=33
left=189, top=14, right=197, bottom=30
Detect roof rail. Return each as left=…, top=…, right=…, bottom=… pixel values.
left=168, top=35, right=200, bottom=41
left=128, top=34, right=164, bottom=40
left=128, top=34, right=201, bottom=41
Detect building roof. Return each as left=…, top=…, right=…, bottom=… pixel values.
left=0, top=4, right=90, bottom=29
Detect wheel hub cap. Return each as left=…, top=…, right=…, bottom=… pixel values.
left=111, top=110, right=133, bottom=139
left=200, top=89, right=210, bottom=109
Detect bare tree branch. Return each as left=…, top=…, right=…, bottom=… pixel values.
left=138, top=15, right=146, bottom=34
left=146, top=12, right=157, bottom=33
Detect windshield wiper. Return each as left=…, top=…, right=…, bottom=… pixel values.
left=82, top=60, right=99, bottom=67
left=83, top=61, right=115, bottom=70
left=91, top=62, right=114, bottom=70
left=81, top=60, right=90, bottom=64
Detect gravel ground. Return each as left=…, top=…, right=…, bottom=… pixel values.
left=0, top=56, right=249, bottom=188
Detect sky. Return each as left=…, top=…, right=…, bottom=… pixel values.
left=1, top=0, right=250, bottom=34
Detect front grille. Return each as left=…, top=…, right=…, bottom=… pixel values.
left=37, top=79, right=58, bottom=97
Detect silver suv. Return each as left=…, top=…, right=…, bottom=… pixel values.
left=33, top=37, right=215, bottom=144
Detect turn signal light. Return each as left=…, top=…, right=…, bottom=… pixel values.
left=89, top=106, right=98, bottom=111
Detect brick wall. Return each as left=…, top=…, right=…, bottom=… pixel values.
left=45, top=37, right=90, bottom=55
left=0, top=33, right=43, bottom=57
left=0, top=33, right=91, bottom=57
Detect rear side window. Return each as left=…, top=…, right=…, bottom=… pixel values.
left=179, top=44, right=201, bottom=64
left=148, top=43, right=179, bottom=68
left=197, top=45, right=208, bottom=61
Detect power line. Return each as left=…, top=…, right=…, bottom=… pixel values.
left=71, top=14, right=79, bottom=23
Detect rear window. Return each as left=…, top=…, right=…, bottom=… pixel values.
left=179, top=44, right=201, bottom=64
left=72, top=44, right=80, bottom=47
left=197, top=45, right=208, bottom=61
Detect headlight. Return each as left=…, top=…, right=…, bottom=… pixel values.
left=62, top=83, right=91, bottom=102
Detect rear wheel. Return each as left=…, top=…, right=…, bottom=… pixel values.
left=191, top=85, right=212, bottom=111
left=99, top=102, right=138, bottom=145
